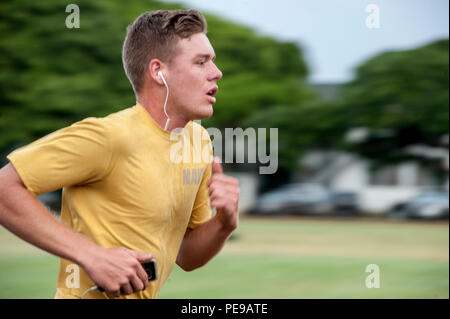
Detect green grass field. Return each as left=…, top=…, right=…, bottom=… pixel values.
left=0, top=216, right=448, bottom=298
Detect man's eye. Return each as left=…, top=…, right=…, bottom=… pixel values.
left=197, top=61, right=205, bottom=65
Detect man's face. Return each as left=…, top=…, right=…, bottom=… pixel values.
left=165, top=33, right=223, bottom=121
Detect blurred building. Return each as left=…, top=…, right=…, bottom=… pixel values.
left=299, top=148, right=448, bottom=214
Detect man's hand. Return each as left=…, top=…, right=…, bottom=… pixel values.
left=81, top=246, right=153, bottom=298
left=206, top=157, right=239, bottom=231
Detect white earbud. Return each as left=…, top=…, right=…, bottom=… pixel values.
left=158, top=71, right=165, bottom=83
left=158, top=71, right=170, bottom=131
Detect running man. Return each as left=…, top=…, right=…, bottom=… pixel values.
left=0, top=9, right=239, bottom=299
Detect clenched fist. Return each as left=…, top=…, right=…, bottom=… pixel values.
left=206, top=157, right=239, bottom=230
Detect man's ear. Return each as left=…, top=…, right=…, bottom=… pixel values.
left=148, top=59, right=165, bottom=86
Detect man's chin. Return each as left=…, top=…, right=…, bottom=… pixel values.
left=194, top=105, right=214, bottom=120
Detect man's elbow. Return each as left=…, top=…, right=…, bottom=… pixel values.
left=176, top=257, right=198, bottom=272
left=0, top=164, right=23, bottom=207
left=176, top=253, right=208, bottom=272
left=179, top=264, right=196, bottom=272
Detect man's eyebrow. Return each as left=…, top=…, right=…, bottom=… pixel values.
left=194, top=53, right=216, bottom=61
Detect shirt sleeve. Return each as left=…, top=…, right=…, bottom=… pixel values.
left=187, top=127, right=214, bottom=230
left=7, top=117, right=114, bottom=196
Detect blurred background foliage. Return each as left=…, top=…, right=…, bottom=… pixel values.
left=337, top=40, right=449, bottom=180
left=0, top=0, right=448, bottom=180
left=0, top=0, right=313, bottom=156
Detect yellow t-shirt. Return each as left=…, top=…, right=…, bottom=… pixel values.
left=7, top=103, right=213, bottom=299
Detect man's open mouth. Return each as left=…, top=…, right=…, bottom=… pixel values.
left=206, top=86, right=218, bottom=97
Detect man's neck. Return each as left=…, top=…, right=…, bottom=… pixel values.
left=137, top=94, right=190, bottom=132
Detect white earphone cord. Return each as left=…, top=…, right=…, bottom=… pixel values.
left=81, top=285, right=99, bottom=299
left=160, top=73, right=171, bottom=131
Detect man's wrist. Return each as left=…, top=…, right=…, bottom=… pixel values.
left=74, top=239, right=102, bottom=269
left=215, top=213, right=238, bottom=235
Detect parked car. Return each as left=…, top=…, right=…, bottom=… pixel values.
left=247, top=183, right=335, bottom=215
left=389, top=191, right=449, bottom=220
left=330, top=191, right=360, bottom=215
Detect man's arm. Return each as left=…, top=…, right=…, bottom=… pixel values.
left=0, top=163, right=151, bottom=298
left=176, top=158, right=239, bottom=271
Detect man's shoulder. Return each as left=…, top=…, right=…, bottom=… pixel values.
left=100, top=105, right=138, bottom=127
left=60, top=106, right=139, bottom=155
left=72, top=105, right=137, bottom=135
left=104, top=105, right=138, bottom=121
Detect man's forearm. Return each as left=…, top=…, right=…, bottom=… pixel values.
left=0, top=171, right=98, bottom=268
left=176, top=213, right=236, bottom=271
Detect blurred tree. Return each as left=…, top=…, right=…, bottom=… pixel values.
left=244, top=101, right=342, bottom=172
left=243, top=100, right=343, bottom=192
left=246, top=39, right=449, bottom=187
left=337, top=39, right=449, bottom=182
left=0, top=0, right=313, bottom=158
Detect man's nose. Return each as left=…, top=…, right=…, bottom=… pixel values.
left=210, top=63, right=223, bottom=81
